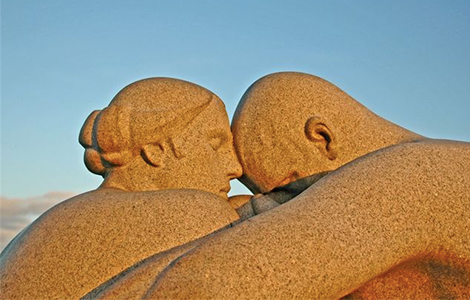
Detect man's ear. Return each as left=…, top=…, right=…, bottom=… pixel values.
left=304, top=116, right=337, bottom=160
left=141, top=143, right=165, bottom=167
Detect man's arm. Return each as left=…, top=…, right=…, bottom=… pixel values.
left=148, top=141, right=470, bottom=299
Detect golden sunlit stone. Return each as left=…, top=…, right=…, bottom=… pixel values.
left=2, top=73, right=469, bottom=299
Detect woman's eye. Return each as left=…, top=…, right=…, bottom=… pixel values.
left=210, top=137, right=223, bottom=150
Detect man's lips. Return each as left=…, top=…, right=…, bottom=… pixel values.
left=276, top=171, right=300, bottom=189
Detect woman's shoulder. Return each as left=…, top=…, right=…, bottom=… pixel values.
left=0, top=188, right=239, bottom=300
left=7, top=188, right=239, bottom=256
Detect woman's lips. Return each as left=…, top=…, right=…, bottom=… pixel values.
left=220, top=186, right=231, bottom=193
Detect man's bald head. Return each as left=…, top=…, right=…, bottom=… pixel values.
left=232, top=72, right=422, bottom=193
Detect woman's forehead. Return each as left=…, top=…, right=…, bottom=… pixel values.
left=202, top=99, right=229, bottom=121
left=186, top=100, right=230, bottom=135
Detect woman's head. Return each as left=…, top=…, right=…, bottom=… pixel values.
left=80, top=78, right=242, bottom=198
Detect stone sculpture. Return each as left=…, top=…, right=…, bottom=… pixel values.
left=83, top=72, right=470, bottom=299
left=2, top=73, right=469, bottom=299
left=150, top=139, right=470, bottom=300
left=0, top=78, right=242, bottom=300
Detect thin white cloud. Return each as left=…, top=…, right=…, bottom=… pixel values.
left=0, top=191, right=77, bottom=251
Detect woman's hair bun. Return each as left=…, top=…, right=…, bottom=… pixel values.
left=79, top=110, right=100, bottom=148
left=79, top=110, right=106, bottom=176
left=84, top=148, right=106, bottom=176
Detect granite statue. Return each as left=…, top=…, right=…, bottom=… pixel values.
left=0, top=78, right=242, bottom=300
left=84, top=73, right=469, bottom=299
left=1, top=73, right=469, bottom=300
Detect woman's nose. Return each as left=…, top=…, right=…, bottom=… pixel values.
left=225, top=147, right=243, bottom=179
left=228, top=159, right=243, bottom=179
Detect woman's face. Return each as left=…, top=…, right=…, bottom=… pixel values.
left=163, top=99, right=242, bottom=199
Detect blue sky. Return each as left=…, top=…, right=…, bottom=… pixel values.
left=1, top=0, right=469, bottom=202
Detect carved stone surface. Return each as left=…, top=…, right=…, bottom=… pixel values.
left=0, top=78, right=241, bottom=300
left=82, top=73, right=470, bottom=299
left=232, top=72, right=424, bottom=193
left=148, top=139, right=470, bottom=299
left=80, top=77, right=242, bottom=198
left=1, top=73, right=469, bottom=299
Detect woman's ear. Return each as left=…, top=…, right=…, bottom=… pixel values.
left=168, top=137, right=184, bottom=159
left=304, top=116, right=337, bottom=160
left=141, top=143, right=165, bottom=167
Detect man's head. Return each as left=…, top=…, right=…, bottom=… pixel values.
left=80, top=78, right=242, bottom=198
left=232, top=72, right=422, bottom=193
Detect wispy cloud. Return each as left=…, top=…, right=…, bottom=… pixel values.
left=0, top=191, right=77, bottom=251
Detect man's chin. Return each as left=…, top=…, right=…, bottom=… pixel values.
left=238, top=174, right=266, bottom=194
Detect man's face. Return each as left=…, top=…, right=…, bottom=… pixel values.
left=235, top=135, right=320, bottom=194
left=232, top=98, right=334, bottom=194
left=165, top=100, right=243, bottom=198
left=231, top=72, right=349, bottom=194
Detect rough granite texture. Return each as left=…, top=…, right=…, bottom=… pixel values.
left=2, top=73, right=470, bottom=299
left=232, top=72, right=425, bottom=194
left=90, top=73, right=469, bottom=299
left=0, top=78, right=242, bottom=300
left=81, top=141, right=470, bottom=300
left=147, top=141, right=470, bottom=299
